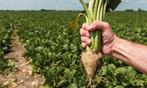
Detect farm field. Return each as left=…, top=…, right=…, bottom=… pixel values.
left=0, top=11, right=147, bottom=88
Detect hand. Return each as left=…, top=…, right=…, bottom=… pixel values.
left=80, top=21, right=117, bottom=55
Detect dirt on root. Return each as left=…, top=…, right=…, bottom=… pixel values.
left=0, top=24, right=45, bottom=88
left=81, top=49, right=103, bottom=88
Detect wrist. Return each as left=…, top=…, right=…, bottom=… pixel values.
left=110, top=35, right=121, bottom=56
left=102, top=34, right=119, bottom=55
left=110, top=36, right=129, bottom=62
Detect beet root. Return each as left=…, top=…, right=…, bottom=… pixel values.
left=81, top=50, right=102, bottom=87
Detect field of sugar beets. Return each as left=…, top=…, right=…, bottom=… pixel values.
left=0, top=11, right=147, bottom=88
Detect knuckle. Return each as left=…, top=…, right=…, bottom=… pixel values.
left=104, top=22, right=110, bottom=27
left=81, top=37, right=85, bottom=42
left=93, top=21, right=98, bottom=24
left=82, top=23, right=88, bottom=28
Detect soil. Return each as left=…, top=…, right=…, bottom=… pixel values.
left=0, top=24, right=45, bottom=88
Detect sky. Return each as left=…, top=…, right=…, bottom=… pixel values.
left=0, top=0, right=147, bottom=11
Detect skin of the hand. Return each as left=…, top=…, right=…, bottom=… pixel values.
left=80, top=21, right=117, bottom=55
left=80, top=21, right=147, bottom=74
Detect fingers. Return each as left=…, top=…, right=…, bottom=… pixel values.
left=81, top=36, right=91, bottom=48
left=82, top=23, right=89, bottom=31
left=82, top=21, right=111, bottom=32
left=80, top=23, right=90, bottom=37
left=81, top=37, right=91, bottom=44
left=80, top=28, right=90, bottom=37
left=87, top=21, right=111, bottom=32
left=80, top=21, right=112, bottom=48
left=81, top=23, right=91, bottom=48
left=81, top=42, right=90, bottom=48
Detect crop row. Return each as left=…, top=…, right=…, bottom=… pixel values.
left=0, top=11, right=147, bottom=87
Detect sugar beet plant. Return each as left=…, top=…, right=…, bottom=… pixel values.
left=1, top=10, right=147, bottom=88
left=69, top=0, right=121, bottom=87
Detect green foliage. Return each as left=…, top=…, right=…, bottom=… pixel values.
left=0, top=16, right=15, bottom=74
left=125, top=9, right=134, bottom=12
left=0, top=11, right=147, bottom=87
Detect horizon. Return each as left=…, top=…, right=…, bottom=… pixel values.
left=0, top=9, right=146, bottom=11
left=0, top=0, right=147, bottom=11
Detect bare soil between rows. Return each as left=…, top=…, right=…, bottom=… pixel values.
left=0, top=24, right=45, bottom=88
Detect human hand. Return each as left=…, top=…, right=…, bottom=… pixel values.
left=80, top=21, right=117, bottom=55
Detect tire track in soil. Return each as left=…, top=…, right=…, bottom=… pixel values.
left=0, top=23, right=45, bottom=88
